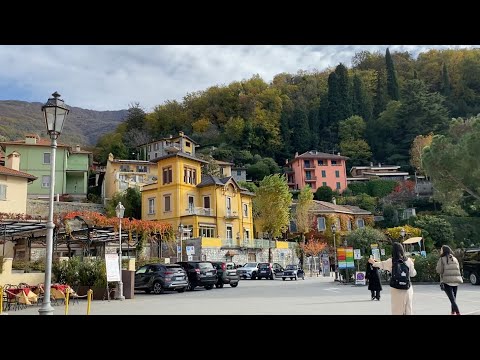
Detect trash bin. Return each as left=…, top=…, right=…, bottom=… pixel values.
left=122, top=270, right=135, bottom=299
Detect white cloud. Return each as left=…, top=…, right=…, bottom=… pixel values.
left=0, top=45, right=476, bottom=111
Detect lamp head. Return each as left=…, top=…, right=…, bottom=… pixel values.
left=331, top=224, right=337, bottom=233
left=42, top=91, right=69, bottom=137
left=115, top=202, right=125, bottom=218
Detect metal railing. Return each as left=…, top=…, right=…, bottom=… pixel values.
left=184, top=207, right=215, bottom=216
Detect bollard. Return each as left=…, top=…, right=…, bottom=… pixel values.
left=0, top=285, right=3, bottom=314
left=64, top=288, right=70, bottom=315
left=86, top=289, right=93, bottom=315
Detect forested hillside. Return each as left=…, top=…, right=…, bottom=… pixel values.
left=0, top=100, right=128, bottom=146
left=93, top=48, right=480, bottom=171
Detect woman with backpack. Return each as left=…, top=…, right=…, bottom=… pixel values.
left=436, top=245, right=463, bottom=315
left=368, top=242, right=417, bottom=315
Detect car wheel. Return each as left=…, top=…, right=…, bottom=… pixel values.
left=270, top=274, right=274, bottom=280
left=282, top=277, right=286, bottom=281
left=187, top=282, right=195, bottom=291
left=302, top=275, right=305, bottom=280
left=294, top=276, right=297, bottom=281
left=290, top=277, right=293, bottom=280
left=218, top=282, right=224, bottom=288
left=251, top=272, right=256, bottom=280
left=470, top=272, right=480, bottom=285
left=230, top=282, right=238, bottom=288
left=176, top=287, right=186, bottom=293
left=152, top=282, right=164, bottom=295
left=145, top=289, right=151, bottom=294
left=205, top=285, right=214, bottom=290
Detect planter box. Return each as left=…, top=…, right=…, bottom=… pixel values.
left=76, top=285, right=111, bottom=300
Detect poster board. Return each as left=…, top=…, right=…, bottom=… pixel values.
left=105, top=253, right=120, bottom=282
left=345, top=247, right=355, bottom=268
left=353, top=249, right=362, bottom=260
left=355, top=271, right=366, bottom=285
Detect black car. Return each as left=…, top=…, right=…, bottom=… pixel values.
left=176, top=261, right=217, bottom=290
left=211, top=261, right=240, bottom=288
left=135, top=263, right=188, bottom=294
left=282, top=264, right=305, bottom=281
left=463, top=248, right=480, bottom=285
left=256, top=262, right=284, bottom=280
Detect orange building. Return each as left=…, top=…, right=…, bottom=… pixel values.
left=285, top=150, right=348, bottom=193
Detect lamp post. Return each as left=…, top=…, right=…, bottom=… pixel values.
left=115, top=202, right=125, bottom=301
left=38, top=92, right=69, bottom=315
left=178, top=224, right=184, bottom=261
left=331, top=223, right=338, bottom=281
left=400, top=228, right=406, bottom=242
left=344, top=239, right=349, bottom=284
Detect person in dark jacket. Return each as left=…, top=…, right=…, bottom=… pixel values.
left=365, top=256, right=383, bottom=300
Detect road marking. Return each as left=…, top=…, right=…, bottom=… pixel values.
left=325, top=288, right=340, bottom=292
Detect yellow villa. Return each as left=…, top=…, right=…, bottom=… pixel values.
left=141, top=148, right=298, bottom=264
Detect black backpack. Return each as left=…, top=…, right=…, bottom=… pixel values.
left=390, top=259, right=410, bottom=290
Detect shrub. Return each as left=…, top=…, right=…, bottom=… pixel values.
left=410, top=252, right=440, bottom=283
left=135, top=257, right=166, bottom=270
left=315, top=186, right=333, bottom=202
left=366, top=180, right=397, bottom=198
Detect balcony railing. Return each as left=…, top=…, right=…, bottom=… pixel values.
left=225, top=210, right=238, bottom=219
left=305, top=176, right=317, bottom=182
left=217, top=238, right=298, bottom=249
left=184, top=207, right=215, bottom=216
left=304, top=166, right=315, bottom=170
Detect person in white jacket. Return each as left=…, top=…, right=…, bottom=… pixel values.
left=368, top=242, right=417, bottom=315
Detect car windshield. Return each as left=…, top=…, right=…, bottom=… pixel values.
left=245, top=263, right=257, bottom=267
left=226, top=263, right=235, bottom=270
left=286, top=265, right=297, bottom=270
left=198, top=262, right=214, bottom=270
left=259, top=264, right=269, bottom=269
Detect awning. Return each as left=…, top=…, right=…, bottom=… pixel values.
left=225, top=250, right=239, bottom=256
left=403, top=237, right=423, bottom=244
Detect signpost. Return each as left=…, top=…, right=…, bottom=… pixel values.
left=186, top=246, right=195, bottom=256
left=105, top=253, right=120, bottom=301
left=355, top=271, right=366, bottom=285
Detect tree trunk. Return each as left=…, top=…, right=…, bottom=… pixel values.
left=301, top=233, right=306, bottom=268
left=268, top=233, right=272, bottom=263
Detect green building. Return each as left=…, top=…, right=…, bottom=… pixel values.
left=0, top=134, right=91, bottom=200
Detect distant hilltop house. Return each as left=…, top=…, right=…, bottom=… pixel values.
left=284, top=150, right=348, bottom=193
left=0, top=134, right=91, bottom=201
left=137, top=131, right=198, bottom=161
left=213, top=159, right=247, bottom=183
left=347, top=163, right=409, bottom=183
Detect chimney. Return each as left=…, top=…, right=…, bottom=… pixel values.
left=25, top=134, right=39, bottom=145
left=337, top=152, right=341, bottom=156
left=108, top=153, right=114, bottom=162
left=332, top=196, right=336, bottom=205
left=378, top=163, right=381, bottom=167
left=294, top=152, right=299, bottom=158
left=179, top=131, right=184, bottom=137
left=75, top=145, right=80, bottom=152
left=169, top=134, right=173, bottom=138
left=285, top=159, right=289, bottom=164
left=6, top=151, right=20, bottom=171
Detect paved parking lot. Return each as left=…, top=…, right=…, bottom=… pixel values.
left=7, top=275, right=480, bottom=315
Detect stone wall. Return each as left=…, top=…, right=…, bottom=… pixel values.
left=200, top=246, right=298, bottom=267
left=26, top=199, right=105, bottom=217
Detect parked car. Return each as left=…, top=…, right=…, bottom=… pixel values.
left=237, top=262, right=261, bottom=279
left=211, top=261, right=240, bottom=288
left=463, top=248, right=480, bottom=285
left=176, top=261, right=217, bottom=290
left=134, top=263, right=188, bottom=294
left=282, top=264, right=305, bottom=281
left=257, top=262, right=284, bottom=280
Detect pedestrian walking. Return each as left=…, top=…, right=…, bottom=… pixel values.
left=368, top=242, right=417, bottom=315
left=365, top=255, right=382, bottom=300
left=436, top=245, right=463, bottom=315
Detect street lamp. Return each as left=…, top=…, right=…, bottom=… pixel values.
left=38, top=92, right=69, bottom=316
left=331, top=223, right=338, bottom=281
left=400, top=228, right=406, bottom=242
left=115, top=202, right=125, bottom=301
left=178, top=223, right=184, bottom=261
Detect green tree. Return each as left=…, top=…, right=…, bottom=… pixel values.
left=385, top=48, right=399, bottom=101
left=345, top=227, right=388, bottom=257
left=441, top=63, right=451, bottom=97
left=414, top=215, right=454, bottom=248
left=254, top=174, right=292, bottom=262
left=290, top=108, right=311, bottom=154
left=338, top=115, right=372, bottom=165
left=105, top=187, right=142, bottom=219
left=352, top=74, right=372, bottom=121
left=314, top=186, right=333, bottom=202
left=373, top=70, right=388, bottom=117
left=422, top=116, right=480, bottom=211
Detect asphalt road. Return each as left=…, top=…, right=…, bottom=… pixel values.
left=6, top=275, right=480, bottom=315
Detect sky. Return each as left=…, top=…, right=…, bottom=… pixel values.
left=0, top=45, right=477, bottom=112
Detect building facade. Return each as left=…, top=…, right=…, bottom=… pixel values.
left=348, top=163, right=409, bottom=184
left=285, top=150, right=348, bottom=193
left=102, top=153, right=158, bottom=203
left=137, top=131, right=197, bottom=161
left=0, top=134, right=91, bottom=200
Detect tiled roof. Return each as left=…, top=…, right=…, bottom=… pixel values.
left=0, top=165, right=37, bottom=181
left=214, top=160, right=234, bottom=166
left=150, top=152, right=208, bottom=164
left=310, top=200, right=371, bottom=215
left=197, top=175, right=225, bottom=187
left=70, top=150, right=92, bottom=154
left=293, top=151, right=349, bottom=161
left=0, top=138, right=69, bottom=148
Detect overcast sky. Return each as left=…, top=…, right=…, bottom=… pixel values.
left=0, top=45, right=476, bottom=111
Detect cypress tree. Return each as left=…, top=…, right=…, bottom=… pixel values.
left=290, top=108, right=311, bottom=153
left=328, top=63, right=352, bottom=122
left=413, top=70, right=418, bottom=79
left=442, top=63, right=451, bottom=97
left=385, top=48, right=399, bottom=101
left=373, top=70, right=388, bottom=117
left=352, top=74, right=372, bottom=121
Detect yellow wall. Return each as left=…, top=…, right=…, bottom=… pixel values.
left=104, top=160, right=158, bottom=200
left=0, top=258, right=45, bottom=286
left=141, top=155, right=254, bottom=244
left=0, top=174, right=29, bottom=214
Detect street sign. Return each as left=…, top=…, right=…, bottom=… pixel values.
left=177, top=245, right=181, bottom=253
left=380, top=248, right=385, bottom=256
left=355, top=271, right=366, bottom=285
left=105, top=253, right=120, bottom=282
left=187, top=255, right=193, bottom=261
left=186, top=246, right=195, bottom=255
left=353, top=249, right=361, bottom=260
left=372, top=248, right=380, bottom=261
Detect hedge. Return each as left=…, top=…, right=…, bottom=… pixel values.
left=440, top=216, right=480, bottom=248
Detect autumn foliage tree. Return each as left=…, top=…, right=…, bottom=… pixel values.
left=410, top=133, right=433, bottom=175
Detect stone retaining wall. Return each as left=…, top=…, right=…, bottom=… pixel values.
left=26, top=199, right=105, bottom=217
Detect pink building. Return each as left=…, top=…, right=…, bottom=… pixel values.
left=285, top=150, right=348, bottom=193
